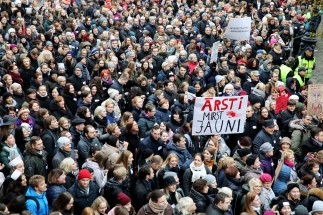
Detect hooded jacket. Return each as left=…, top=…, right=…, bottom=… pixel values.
left=25, top=186, right=49, bottom=215
left=23, top=143, right=48, bottom=180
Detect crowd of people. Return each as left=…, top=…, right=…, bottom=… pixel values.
left=0, top=0, right=322, bottom=214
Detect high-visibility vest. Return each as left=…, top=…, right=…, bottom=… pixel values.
left=295, top=55, right=316, bottom=78
left=293, top=74, right=306, bottom=87
left=280, top=64, right=293, bottom=85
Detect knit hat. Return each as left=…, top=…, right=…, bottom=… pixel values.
left=0, top=115, right=17, bottom=127
left=260, top=142, right=274, bottom=153
left=9, top=157, right=23, bottom=167
left=286, top=183, right=299, bottom=193
left=295, top=102, right=306, bottom=112
left=163, top=171, right=177, bottom=179
left=10, top=44, right=18, bottom=50
left=90, top=48, right=99, bottom=56
left=277, top=200, right=290, bottom=211
left=8, top=28, right=15, bottom=34
left=78, top=169, right=91, bottom=180
left=289, top=95, right=299, bottom=101
left=11, top=83, right=21, bottom=92
left=125, top=51, right=135, bottom=58
left=57, top=137, right=70, bottom=148
left=203, top=174, right=216, bottom=186
left=263, top=211, right=276, bottom=215
left=46, top=41, right=53, bottom=47
left=246, top=154, right=258, bottom=166
left=237, top=148, right=252, bottom=157
left=280, top=137, right=291, bottom=145
left=108, top=88, right=119, bottom=99
left=311, top=200, right=323, bottom=214
left=107, top=61, right=115, bottom=68
left=141, top=148, right=154, bottom=160
left=164, top=176, right=177, bottom=187
left=259, top=173, right=272, bottom=183
left=215, top=75, right=224, bottom=84
left=3, top=92, right=13, bottom=101
left=295, top=205, right=308, bottom=215
left=116, top=192, right=131, bottom=206
left=305, top=46, right=314, bottom=51
left=17, top=108, right=30, bottom=118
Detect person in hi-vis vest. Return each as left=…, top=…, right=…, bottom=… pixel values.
left=293, top=46, right=316, bottom=83
left=293, top=67, right=307, bottom=91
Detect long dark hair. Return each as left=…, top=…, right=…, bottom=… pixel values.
left=51, top=192, right=73, bottom=213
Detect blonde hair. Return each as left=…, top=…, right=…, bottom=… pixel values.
left=162, top=153, right=179, bottom=168
left=91, top=197, right=109, bottom=215
left=59, top=157, right=76, bottom=173
left=217, top=157, right=234, bottom=172
left=248, top=178, right=262, bottom=192
left=283, top=149, right=294, bottom=159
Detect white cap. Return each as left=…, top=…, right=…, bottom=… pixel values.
left=11, top=169, right=23, bottom=180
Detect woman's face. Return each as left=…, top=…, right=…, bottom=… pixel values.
left=167, top=184, right=177, bottom=192
left=289, top=187, right=300, bottom=200
left=22, top=127, right=30, bottom=138
left=161, top=102, right=169, bottom=110
left=91, top=86, right=97, bottom=95
left=194, top=84, right=201, bottom=92
left=252, top=183, right=262, bottom=195
left=203, top=150, right=212, bottom=161
left=69, top=85, right=75, bottom=94
left=169, top=157, right=178, bottom=167
left=38, top=87, right=47, bottom=96
left=85, top=108, right=91, bottom=118
left=124, top=202, right=132, bottom=211
left=100, top=108, right=107, bottom=118
left=15, top=162, right=25, bottom=173
left=66, top=198, right=74, bottom=210
left=161, top=132, right=168, bottom=143
left=106, top=104, right=114, bottom=113
left=280, top=205, right=291, bottom=215
left=225, top=86, right=233, bottom=95
left=261, top=108, right=269, bottom=118
left=252, top=195, right=261, bottom=207
left=31, top=102, right=40, bottom=112
left=21, top=174, right=27, bottom=186
left=127, top=153, right=134, bottom=166
left=193, top=155, right=203, bottom=167
left=21, top=112, right=29, bottom=120
left=61, top=120, right=70, bottom=129
left=98, top=202, right=108, bottom=214
left=173, top=113, right=180, bottom=121
left=57, top=173, right=66, bottom=184
left=5, top=134, right=15, bottom=146
left=51, top=89, right=59, bottom=98
left=131, top=121, right=139, bottom=132
left=135, top=98, right=144, bottom=109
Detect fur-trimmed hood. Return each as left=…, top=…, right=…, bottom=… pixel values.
left=308, top=188, right=323, bottom=200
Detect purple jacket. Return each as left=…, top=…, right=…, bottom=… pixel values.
left=260, top=154, right=275, bottom=177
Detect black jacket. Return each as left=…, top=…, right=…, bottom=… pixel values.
left=68, top=181, right=100, bottom=215
left=104, top=178, right=130, bottom=208
left=189, top=187, right=209, bottom=213
left=133, top=179, right=152, bottom=212
left=23, top=143, right=48, bottom=180
left=302, top=137, right=323, bottom=158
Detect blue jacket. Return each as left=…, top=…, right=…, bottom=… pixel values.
left=138, top=112, right=157, bottom=138
left=272, top=164, right=291, bottom=195
left=46, top=184, right=66, bottom=207
left=166, top=142, right=192, bottom=170
left=139, top=135, right=164, bottom=156
left=25, top=186, right=49, bottom=215
left=155, top=107, right=171, bottom=124
left=253, top=129, right=277, bottom=154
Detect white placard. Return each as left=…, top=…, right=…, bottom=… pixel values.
left=224, top=17, right=252, bottom=41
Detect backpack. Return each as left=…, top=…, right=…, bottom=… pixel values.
left=25, top=196, right=40, bottom=211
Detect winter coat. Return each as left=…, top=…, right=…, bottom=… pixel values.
left=68, top=181, right=100, bottom=215
left=167, top=143, right=192, bottom=171
left=77, top=136, right=102, bottom=166
left=244, top=166, right=263, bottom=183
left=189, top=187, right=209, bottom=213
left=101, top=144, right=120, bottom=167
left=155, top=107, right=171, bottom=124
left=46, top=184, right=66, bottom=206
left=62, top=92, right=78, bottom=116
left=64, top=172, right=76, bottom=190
left=138, top=112, right=157, bottom=138
left=301, top=188, right=323, bottom=211
left=301, top=137, right=323, bottom=158
left=259, top=153, right=274, bottom=177
left=260, top=188, right=276, bottom=211
left=36, top=93, right=51, bottom=110
left=273, top=164, right=292, bottom=195
left=206, top=204, right=226, bottom=215
left=139, top=135, right=164, bottom=156
left=290, top=120, right=311, bottom=159
left=243, top=114, right=259, bottom=140
left=52, top=149, right=76, bottom=169
left=222, top=177, right=242, bottom=194
left=41, top=128, right=59, bottom=162
left=277, top=109, right=295, bottom=137
left=25, top=186, right=49, bottom=215
left=167, top=117, right=185, bottom=133
left=182, top=166, right=211, bottom=196
left=49, top=100, right=74, bottom=120
left=23, top=143, right=48, bottom=180
left=259, top=60, right=273, bottom=84
left=133, top=179, right=152, bottom=211
left=253, top=129, right=277, bottom=154
left=104, top=178, right=130, bottom=208
left=0, top=142, right=23, bottom=175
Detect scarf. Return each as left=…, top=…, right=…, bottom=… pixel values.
left=284, top=159, right=295, bottom=168
left=190, top=162, right=207, bottom=182
left=148, top=199, right=168, bottom=215
left=204, top=160, right=215, bottom=169
left=273, top=47, right=282, bottom=54
left=3, top=144, right=21, bottom=161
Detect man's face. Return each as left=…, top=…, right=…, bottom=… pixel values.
left=246, top=107, right=254, bottom=118
left=316, top=131, right=323, bottom=142
left=251, top=74, right=260, bottom=82
left=238, top=66, right=246, bottom=74
left=219, top=197, right=231, bottom=211
left=75, top=123, right=85, bottom=132
left=264, top=126, right=275, bottom=135
left=32, top=139, right=44, bottom=151
left=303, top=116, right=312, bottom=125
left=36, top=180, right=47, bottom=193
left=148, top=168, right=154, bottom=180
left=151, top=128, right=160, bottom=140
left=205, top=28, right=211, bottom=35
left=74, top=68, right=82, bottom=76
left=287, top=104, right=296, bottom=112
left=305, top=50, right=313, bottom=57
left=79, top=178, right=90, bottom=188
left=166, top=82, right=174, bottom=91
left=62, top=140, right=72, bottom=152
left=86, top=127, right=96, bottom=139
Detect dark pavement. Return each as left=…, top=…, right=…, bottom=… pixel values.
left=310, top=15, right=323, bottom=84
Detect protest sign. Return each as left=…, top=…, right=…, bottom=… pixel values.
left=210, top=41, right=220, bottom=63
left=308, top=84, right=323, bottom=116
left=192, top=96, right=248, bottom=135
left=224, top=17, right=251, bottom=41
